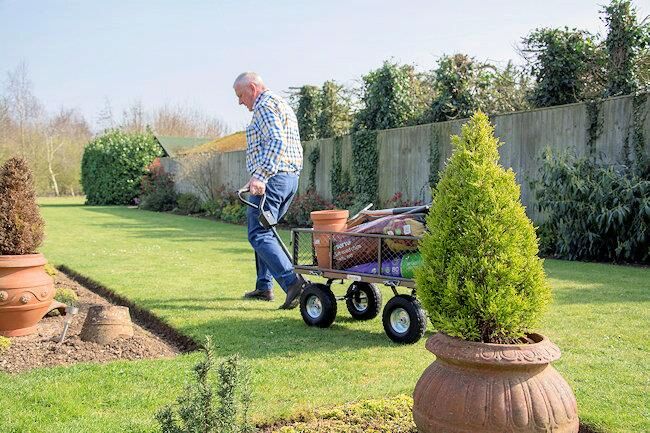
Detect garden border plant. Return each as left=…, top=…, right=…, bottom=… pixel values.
left=0, top=157, right=56, bottom=337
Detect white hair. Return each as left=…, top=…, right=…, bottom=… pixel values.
left=233, top=72, right=264, bottom=88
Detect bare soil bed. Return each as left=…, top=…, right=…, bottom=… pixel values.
left=0, top=270, right=183, bottom=374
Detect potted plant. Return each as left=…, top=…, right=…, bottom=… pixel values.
left=0, top=157, right=55, bottom=337
left=413, top=113, right=578, bottom=433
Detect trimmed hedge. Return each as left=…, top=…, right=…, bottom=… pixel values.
left=81, top=129, right=161, bottom=205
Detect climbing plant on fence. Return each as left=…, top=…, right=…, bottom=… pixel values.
left=307, top=146, right=320, bottom=191
left=351, top=130, right=378, bottom=209
left=354, top=61, right=426, bottom=131
left=602, top=0, right=650, bottom=97
left=428, top=125, right=441, bottom=187
left=520, top=27, right=605, bottom=107
left=295, top=85, right=321, bottom=141
left=318, top=80, right=352, bottom=139
left=330, top=137, right=353, bottom=208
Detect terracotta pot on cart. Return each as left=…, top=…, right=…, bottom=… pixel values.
left=310, top=209, right=349, bottom=269
left=0, top=253, right=55, bottom=337
left=413, top=332, right=579, bottom=433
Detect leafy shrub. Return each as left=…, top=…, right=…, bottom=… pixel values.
left=220, top=203, right=247, bottom=225
left=48, top=287, right=79, bottom=316
left=139, top=160, right=178, bottom=212
left=155, top=337, right=253, bottom=433
left=534, top=150, right=649, bottom=263
left=44, top=263, right=58, bottom=276
left=200, top=187, right=240, bottom=219
left=415, top=112, right=551, bottom=344
left=81, top=129, right=161, bottom=205
left=284, top=190, right=334, bottom=227
left=0, top=336, right=10, bottom=353
left=177, top=193, right=203, bottom=215
left=54, top=287, right=79, bottom=306
left=0, top=157, right=45, bottom=255
left=201, top=199, right=221, bottom=217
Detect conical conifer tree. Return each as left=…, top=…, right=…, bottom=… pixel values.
left=0, top=157, right=45, bottom=255
left=415, top=112, right=551, bottom=343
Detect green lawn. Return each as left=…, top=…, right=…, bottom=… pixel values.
left=1, top=197, right=648, bottom=433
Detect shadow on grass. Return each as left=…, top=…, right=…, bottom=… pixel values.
left=179, top=314, right=414, bottom=360
left=39, top=203, right=86, bottom=208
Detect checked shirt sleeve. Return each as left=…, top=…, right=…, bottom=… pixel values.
left=251, top=104, right=286, bottom=183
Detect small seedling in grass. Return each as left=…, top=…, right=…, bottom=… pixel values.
left=156, top=336, right=254, bottom=433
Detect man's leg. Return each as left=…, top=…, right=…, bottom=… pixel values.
left=247, top=173, right=300, bottom=293
left=243, top=251, right=274, bottom=301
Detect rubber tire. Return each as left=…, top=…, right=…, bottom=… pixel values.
left=382, top=295, right=427, bottom=344
left=345, top=282, right=382, bottom=320
left=300, top=283, right=337, bottom=328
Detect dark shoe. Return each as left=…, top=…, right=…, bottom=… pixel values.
left=279, top=275, right=308, bottom=310
left=243, top=288, right=274, bottom=301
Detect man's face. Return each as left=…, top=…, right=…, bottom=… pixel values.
left=235, top=82, right=257, bottom=112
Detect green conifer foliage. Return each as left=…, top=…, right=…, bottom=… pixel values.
left=415, top=112, right=551, bottom=343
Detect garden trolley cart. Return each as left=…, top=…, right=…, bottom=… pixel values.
left=238, top=189, right=428, bottom=344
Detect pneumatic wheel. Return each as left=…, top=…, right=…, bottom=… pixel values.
left=346, top=282, right=382, bottom=320
left=382, top=295, right=427, bottom=344
left=300, top=283, right=337, bottom=328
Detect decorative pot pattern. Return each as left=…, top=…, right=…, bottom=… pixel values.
left=413, top=332, right=579, bottom=433
left=0, top=254, right=55, bottom=337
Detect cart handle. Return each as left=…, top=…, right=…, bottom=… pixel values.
left=237, top=187, right=266, bottom=211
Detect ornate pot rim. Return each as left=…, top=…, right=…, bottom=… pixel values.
left=0, top=253, right=46, bottom=268
left=425, top=332, right=561, bottom=367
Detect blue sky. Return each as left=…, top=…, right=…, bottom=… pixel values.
left=1, top=0, right=648, bottom=132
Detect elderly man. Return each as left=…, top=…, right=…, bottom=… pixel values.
left=234, top=72, right=307, bottom=309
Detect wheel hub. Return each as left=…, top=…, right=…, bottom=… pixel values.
left=390, top=307, right=410, bottom=334
left=352, top=292, right=369, bottom=312
left=306, top=295, right=323, bottom=319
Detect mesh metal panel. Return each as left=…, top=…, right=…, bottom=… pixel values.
left=292, top=228, right=421, bottom=280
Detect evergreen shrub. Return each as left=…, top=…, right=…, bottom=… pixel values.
left=415, top=112, right=551, bottom=343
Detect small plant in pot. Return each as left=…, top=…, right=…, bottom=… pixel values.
left=0, top=157, right=56, bottom=337
left=413, top=112, right=578, bottom=433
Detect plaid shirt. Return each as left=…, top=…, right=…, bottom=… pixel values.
left=246, top=90, right=302, bottom=183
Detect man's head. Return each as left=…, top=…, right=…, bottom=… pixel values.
left=233, top=72, right=267, bottom=112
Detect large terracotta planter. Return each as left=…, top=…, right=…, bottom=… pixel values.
left=310, top=209, right=349, bottom=269
left=413, top=332, right=578, bottom=433
left=0, top=254, right=55, bottom=337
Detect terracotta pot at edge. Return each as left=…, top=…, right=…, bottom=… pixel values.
left=0, top=253, right=55, bottom=337
left=413, top=332, right=579, bottom=433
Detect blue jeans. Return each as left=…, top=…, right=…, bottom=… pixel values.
left=247, top=172, right=299, bottom=293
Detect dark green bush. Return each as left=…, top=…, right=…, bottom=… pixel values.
left=284, top=190, right=334, bottom=227
left=535, top=150, right=649, bottom=263
left=156, top=337, right=253, bottom=433
left=81, top=129, right=161, bottom=205
left=139, top=161, right=177, bottom=212
left=177, top=193, right=203, bottom=214
left=415, top=112, right=551, bottom=343
left=0, top=157, right=44, bottom=255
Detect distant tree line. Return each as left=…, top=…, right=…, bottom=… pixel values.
left=292, top=0, right=649, bottom=139
left=0, top=64, right=228, bottom=196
